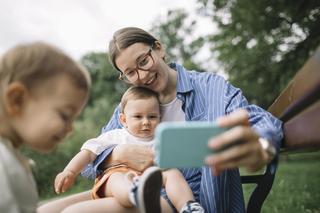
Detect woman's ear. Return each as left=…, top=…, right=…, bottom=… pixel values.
left=119, top=112, right=128, bottom=128
left=154, top=41, right=162, bottom=49
left=4, top=82, right=29, bottom=116
left=154, top=41, right=166, bottom=60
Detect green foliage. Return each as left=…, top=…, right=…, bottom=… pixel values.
left=21, top=147, right=69, bottom=198
left=80, top=52, right=128, bottom=108
left=198, top=0, right=320, bottom=107
left=150, top=9, right=206, bottom=71
left=243, top=152, right=320, bottom=213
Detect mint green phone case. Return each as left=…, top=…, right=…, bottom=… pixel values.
left=154, top=122, right=226, bottom=169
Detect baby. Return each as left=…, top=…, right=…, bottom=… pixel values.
left=0, top=42, right=90, bottom=212
left=54, top=86, right=204, bottom=213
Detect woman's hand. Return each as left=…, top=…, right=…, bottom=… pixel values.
left=205, top=109, right=271, bottom=175
left=106, top=144, right=154, bottom=172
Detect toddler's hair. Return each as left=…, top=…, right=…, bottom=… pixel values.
left=0, top=41, right=91, bottom=91
left=120, top=86, right=159, bottom=113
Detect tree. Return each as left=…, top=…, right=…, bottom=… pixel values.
left=198, top=0, right=320, bottom=107
left=150, top=9, right=206, bottom=71
left=81, top=52, right=127, bottom=108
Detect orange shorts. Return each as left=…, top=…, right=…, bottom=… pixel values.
left=91, top=164, right=141, bottom=199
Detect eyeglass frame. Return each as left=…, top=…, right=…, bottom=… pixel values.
left=118, top=45, right=155, bottom=83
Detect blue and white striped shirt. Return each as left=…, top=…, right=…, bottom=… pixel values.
left=82, top=63, right=283, bottom=212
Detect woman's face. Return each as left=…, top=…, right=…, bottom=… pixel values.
left=115, top=42, right=169, bottom=94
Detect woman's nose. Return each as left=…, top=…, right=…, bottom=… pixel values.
left=137, top=69, right=149, bottom=81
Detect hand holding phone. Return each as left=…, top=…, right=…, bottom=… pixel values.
left=154, top=122, right=226, bottom=168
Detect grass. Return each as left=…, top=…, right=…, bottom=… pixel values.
left=243, top=152, right=320, bottom=213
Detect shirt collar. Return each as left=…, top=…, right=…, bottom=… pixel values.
left=169, top=62, right=193, bottom=93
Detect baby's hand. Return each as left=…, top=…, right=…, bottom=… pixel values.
left=54, top=170, right=76, bottom=194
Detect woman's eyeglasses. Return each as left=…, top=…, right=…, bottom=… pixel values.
left=119, top=46, right=154, bottom=83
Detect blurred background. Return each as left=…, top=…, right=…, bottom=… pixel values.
left=2, top=0, right=319, bottom=212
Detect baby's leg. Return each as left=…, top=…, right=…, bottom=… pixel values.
left=163, top=169, right=194, bottom=211
left=104, top=171, right=136, bottom=208
left=103, top=167, right=165, bottom=213
left=160, top=196, right=175, bottom=213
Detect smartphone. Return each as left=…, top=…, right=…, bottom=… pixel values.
left=154, top=121, right=226, bottom=169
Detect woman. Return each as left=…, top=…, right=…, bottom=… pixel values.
left=82, top=27, right=283, bottom=212
left=39, top=27, right=283, bottom=213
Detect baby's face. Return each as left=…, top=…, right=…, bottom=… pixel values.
left=13, top=75, right=88, bottom=153
left=122, top=97, right=160, bottom=139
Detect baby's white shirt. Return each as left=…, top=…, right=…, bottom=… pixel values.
left=81, top=128, right=155, bottom=155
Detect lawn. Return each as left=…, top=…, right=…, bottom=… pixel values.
left=243, top=152, right=320, bottom=213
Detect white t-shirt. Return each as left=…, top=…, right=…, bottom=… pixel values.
left=0, top=136, right=38, bottom=213
left=81, top=128, right=155, bottom=155
left=160, top=97, right=185, bottom=122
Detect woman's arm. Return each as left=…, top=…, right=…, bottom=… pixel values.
left=205, top=79, right=283, bottom=175
left=102, top=144, right=154, bottom=172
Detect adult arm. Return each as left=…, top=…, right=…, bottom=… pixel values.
left=205, top=80, right=283, bottom=175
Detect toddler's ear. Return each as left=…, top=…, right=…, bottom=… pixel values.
left=119, top=113, right=127, bottom=128
left=4, top=82, right=29, bottom=116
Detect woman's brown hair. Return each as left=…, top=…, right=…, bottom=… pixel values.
left=108, top=27, right=158, bottom=72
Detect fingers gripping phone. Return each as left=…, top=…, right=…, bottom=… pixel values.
left=154, top=122, right=226, bottom=169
